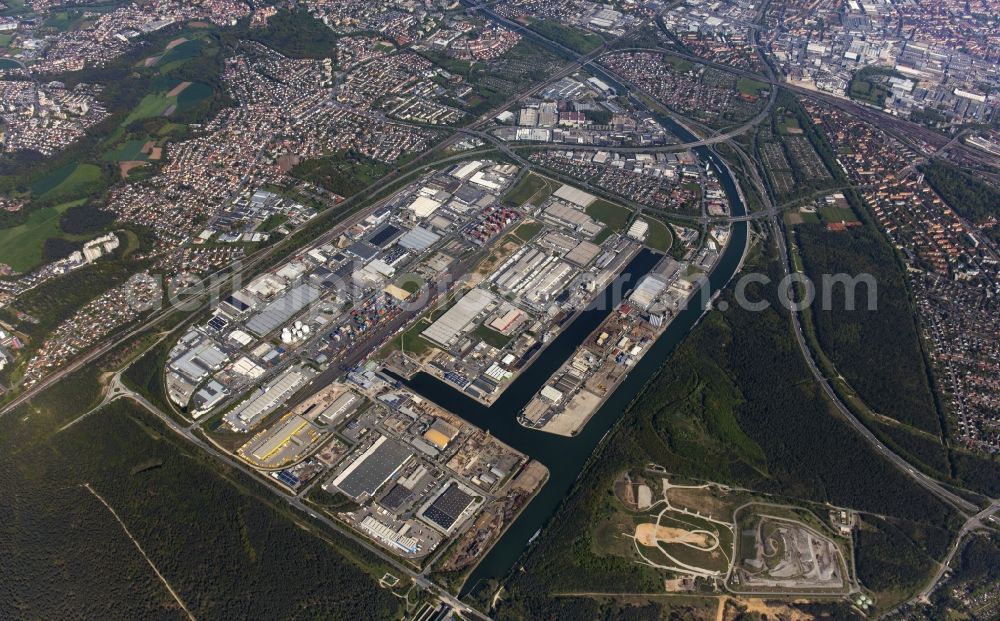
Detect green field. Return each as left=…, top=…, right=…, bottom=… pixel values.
left=664, top=54, right=694, bottom=73
left=818, top=205, right=858, bottom=223
left=786, top=211, right=819, bottom=225
left=156, top=38, right=205, bottom=72
left=157, top=122, right=188, bottom=137
left=258, top=214, right=289, bottom=233
left=123, top=81, right=212, bottom=126
left=504, top=173, right=558, bottom=207
left=123, top=93, right=174, bottom=125
left=0, top=200, right=82, bottom=272
left=586, top=199, right=631, bottom=232
left=42, top=9, right=89, bottom=31
left=472, top=323, right=513, bottom=349
left=0, top=34, right=14, bottom=47
left=102, top=139, right=150, bottom=162
left=30, top=163, right=103, bottom=199
left=511, top=220, right=543, bottom=242
left=737, top=78, right=769, bottom=97
left=638, top=216, right=671, bottom=252
left=777, top=115, right=801, bottom=134
left=385, top=319, right=433, bottom=357
left=528, top=19, right=602, bottom=55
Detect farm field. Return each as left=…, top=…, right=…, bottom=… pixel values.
left=0, top=200, right=82, bottom=272
left=29, top=163, right=103, bottom=199
left=122, top=80, right=212, bottom=126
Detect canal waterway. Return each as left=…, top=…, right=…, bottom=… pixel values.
left=395, top=115, right=751, bottom=597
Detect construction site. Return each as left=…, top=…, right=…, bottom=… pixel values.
left=732, top=514, right=848, bottom=594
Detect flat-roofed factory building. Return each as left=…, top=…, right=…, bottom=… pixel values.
left=419, top=481, right=478, bottom=534
left=552, top=185, right=596, bottom=208
left=329, top=435, right=413, bottom=501
left=421, top=288, right=497, bottom=347
left=245, top=283, right=322, bottom=336
left=318, top=390, right=362, bottom=425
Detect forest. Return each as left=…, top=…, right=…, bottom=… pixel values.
left=58, top=203, right=116, bottom=235
left=0, top=393, right=403, bottom=620
left=485, top=243, right=958, bottom=619
left=854, top=515, right=952, bottom=593
left=247, top=9, right=338, bottom=61
left=920, top=160, right=1000, bottom=244
left=794, top=222, right=940, bottom=434
left=122, top=335, right=178, bottom=415
left=291, top=150, right=392, bottom=198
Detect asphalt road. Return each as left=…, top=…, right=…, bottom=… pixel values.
left=5, top=7, right=995, bottom=615
left=0, top=7, right=622, bottom=419
left=106, top=383, right=491, bottom=620
left=918, top=502, right=1000, bottom=600
left=768, top=196, right=978, bottom=515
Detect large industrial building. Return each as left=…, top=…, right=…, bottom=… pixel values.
left=225, top=366, right=314, bottom=432
left=331, top=435, right=413, bottom=500
left=421, top=289, right=497, bottom=347
left=420, top=482, right=477, bottom=533
left=552, top=184, right=597, bottom=208
left=245, top=283, right=322, bottom=336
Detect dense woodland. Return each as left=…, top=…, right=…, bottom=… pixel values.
left=795, top=223, right=940, bottom=433
left=122, top=336, right=178, bottom=414
left=247, top=9, right=338, bottom=61
left=854, top=515, right=952, bottom=593
left=59, top=204, right=116, bottom=235
left=920, top=161, right=1000, bottom=245
left=795, top=197, right=1000, bottom=498
left=0, top=390, right=402, bottom=620
left=485, top=244, right=958, bottom=619
left=291, top=151, right=392, bottom=198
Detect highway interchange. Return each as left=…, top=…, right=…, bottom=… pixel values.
left=3, top=2, right=999, bottom=616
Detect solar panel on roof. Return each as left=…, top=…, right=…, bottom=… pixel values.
left=423, top=484, right=474, bottom=530
left=224, top=295, right=250, bottom=311
left=423, top=506, right=456, bottom=530
left=346, top=241, right=378, bottom=261
left=367, top=224, right=402, bottom=247
left=379, top=483, right=413, bottom=512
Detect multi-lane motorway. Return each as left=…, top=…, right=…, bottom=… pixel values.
left=4, top=6, right=998, bottom=615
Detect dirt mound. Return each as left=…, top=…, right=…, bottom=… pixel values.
left=635, top=523, right=714, bottom=548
